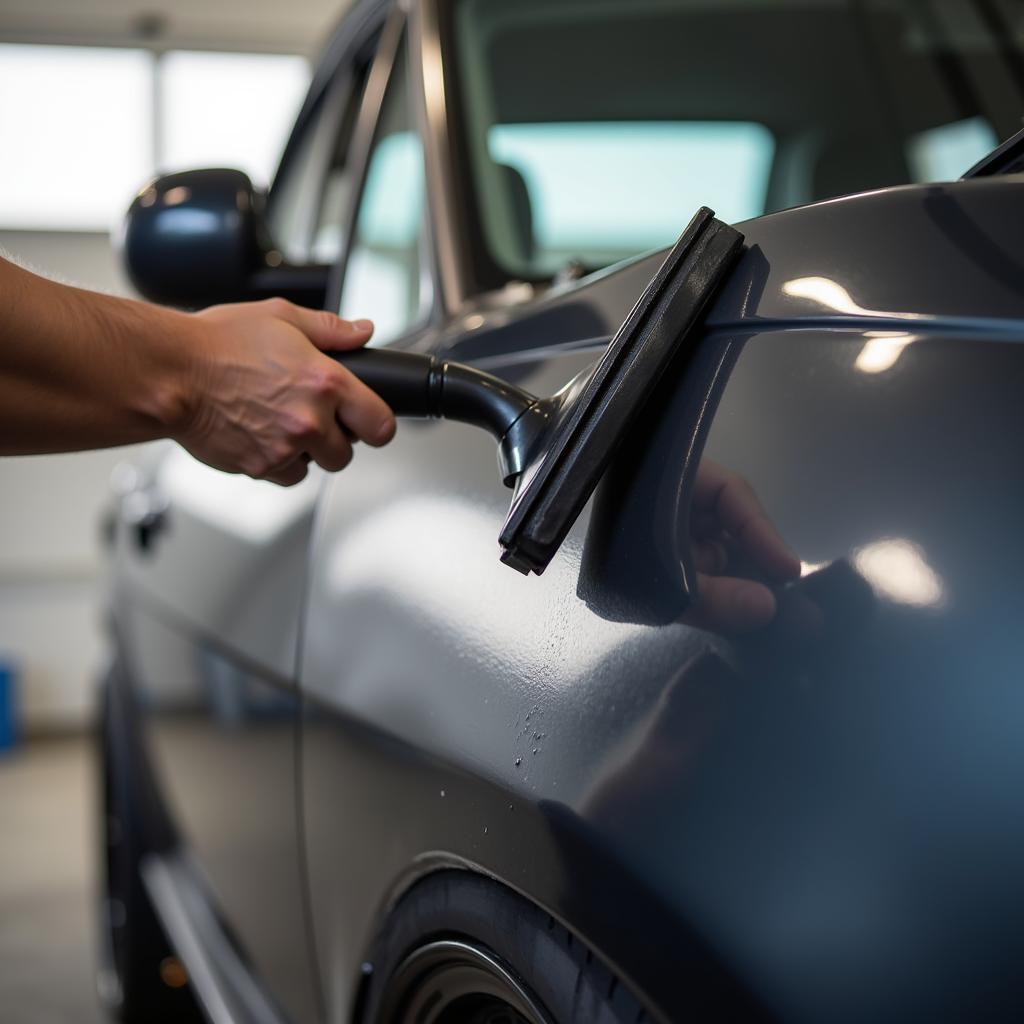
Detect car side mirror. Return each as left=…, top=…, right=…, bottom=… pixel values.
left=121, top=168, right=328, bottom=310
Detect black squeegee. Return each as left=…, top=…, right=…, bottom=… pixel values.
left=498, top=209, right=744, bottom=574
left=333, top=208, right=744, bottom=576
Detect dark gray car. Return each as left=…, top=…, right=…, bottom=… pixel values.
left=100, top=1, right=1024, bottom=1022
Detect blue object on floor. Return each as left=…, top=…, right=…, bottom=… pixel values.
left=0, top=660, right=17, bottom=753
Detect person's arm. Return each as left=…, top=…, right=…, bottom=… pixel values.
left=0, top=256, right=396, bottom=486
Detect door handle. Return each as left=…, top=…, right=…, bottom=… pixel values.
left=334, top=208, right=744, bottom=575
left=120, top=485, right=169, bottom=553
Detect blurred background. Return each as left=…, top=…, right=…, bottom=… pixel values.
left=0, top=0, right=1017, bottom=1019
left=0, top=2, right=343, bottom=1020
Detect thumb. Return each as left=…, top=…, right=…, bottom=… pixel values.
left=684, top=575, right=778, bottom=634
left=273, top=301, right=375, bottom=351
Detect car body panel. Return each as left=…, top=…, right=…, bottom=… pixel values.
left=299, top=179, right=1024, bottom=1022
left=111, top=174, right=1024, bottom=1022
left=110, top=461, right=322, bottom=1023
left=104, top=0, right=1024, bottom=1019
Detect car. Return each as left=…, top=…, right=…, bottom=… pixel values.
left=99, top=0, right=1024, bottom=1022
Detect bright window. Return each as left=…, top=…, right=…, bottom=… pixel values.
left=489, top=121, right=775, bottom=273
left=0, top=44, right=309, bottom=231
left=907, top=116, right=999, bottom=183
left=159, top=51, right=310, bottom=187
left=0, top=45, right=152, bottom=230
left=339, top=44, right=427, bottom=347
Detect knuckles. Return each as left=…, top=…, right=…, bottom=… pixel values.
left=263, top=296, right=293, bottom=318
left=274, top=464, right=309, bottom=488
left=308, top=364, right=345, bottom=400
left=244, top=444, right=299, bottom=480
left=282, top=410, right=322, bottom=442
left=316, top=309, right=342, bottom=335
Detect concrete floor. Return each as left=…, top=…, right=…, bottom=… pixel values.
left=0, top=735, right=106, bottom=1024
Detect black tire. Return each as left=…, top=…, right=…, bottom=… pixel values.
left=361, top=871, right=651, bottom=1024
left=97, top=679, right=203, bottom=1023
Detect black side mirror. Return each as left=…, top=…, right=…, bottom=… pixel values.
left=121, top=168, right=328, bottom=310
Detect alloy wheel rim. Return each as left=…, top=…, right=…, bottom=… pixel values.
left=376, top=939, right=553, bottom=1024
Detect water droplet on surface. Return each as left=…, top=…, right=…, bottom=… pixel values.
left=514, top=757, right=522, bottom=766
left=483, top=826, right=488, bottom=835
left=533, top=748, right=538, bottom=755
left=508, top=803, right=514, bottom=812
left=440, top=790, right=446, bottom=798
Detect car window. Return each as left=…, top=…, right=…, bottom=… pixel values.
left=338, top=41, right=428, bottom=346
left=906, top=115, right=998, bottom=183
left=267, top=57, right=373, bottom=265
left=488, top=121, right=774, bottom=275
left=451, top=0, right=1019, bottom=284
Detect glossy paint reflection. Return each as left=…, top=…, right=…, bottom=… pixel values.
left=578, top=328, right=1024, bottom=1021
left=303, top=320, right=1024, bottom=1022
left=854, top=332, right=915, bottom=374
left=852, top=537, right=944, bottom=608
left=111, top=448, right=322, bottom=1023
left=710, top=178, right=1024, bottom=330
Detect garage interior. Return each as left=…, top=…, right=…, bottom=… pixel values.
left=2, top=0, right=1021, bottom=1019
left=0, top=2, right=345, bottom=1020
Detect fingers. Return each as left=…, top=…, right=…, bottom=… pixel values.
left=334, top=367, right=396, bottom=447
left=305, top=421, right=354, bottom=473
left=695, top=460, right=800, bottom=581
left=262, top=457, right=310, bottom=488
left=684, top=574, right=778, bottom=633
left=264, top=301, right=395, bottom=446
left=268, top=298, right=374, bottom=352
left=692, top=537, right=728, bottom=575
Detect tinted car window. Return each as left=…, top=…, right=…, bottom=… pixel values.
left=339, top=41, right=428, bottom=345
left=268, top=59, right=371, bottom=266
left=451, top=0, right=1020, bottom=282
left=488, top=121, right=775, bottom=274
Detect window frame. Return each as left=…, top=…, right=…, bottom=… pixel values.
left=327, top=10, right=438, bottom=346
left=429, top=0, right=514, bottom=299
left=266, top=5, right=387, bottom=265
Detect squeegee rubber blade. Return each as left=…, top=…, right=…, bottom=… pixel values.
left=498, top=209, right=744, bottom=575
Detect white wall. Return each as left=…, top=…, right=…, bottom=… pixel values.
left=0, top=229, right=129, bottom=292
left=0, top=230, right=149, bottom=730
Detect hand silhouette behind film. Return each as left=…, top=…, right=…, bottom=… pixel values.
left=681, top=459, right=802, bottom=634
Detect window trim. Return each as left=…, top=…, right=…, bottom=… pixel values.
left=266, top=60, right=374, bottom=264
left=266, top=2, right=389, bottom=265
left=327, top=11, right=438, bottom=345
left=429, top=0, right=544, bottom=297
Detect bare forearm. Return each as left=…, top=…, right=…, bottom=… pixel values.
left=0, top=257, right=194, bottom=454
left=0, top=256, right=395, bottom=485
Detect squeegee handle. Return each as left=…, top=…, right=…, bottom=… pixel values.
left=332, top=348, right=536, bottom=441
left=332, top=349, right=440, bottom=418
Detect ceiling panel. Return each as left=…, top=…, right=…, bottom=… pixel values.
left=0, top=0, right=353, bottom=54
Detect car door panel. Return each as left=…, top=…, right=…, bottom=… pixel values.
left=299, top=306, right=1024, bottom=1023
left=298, top=338, right=733, bottom=1020
left=104, top=3, right=403, bottom=1015
left=111, top=457, right=322, bottom=1023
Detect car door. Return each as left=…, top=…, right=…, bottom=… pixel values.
left=109, top=13, right=384, bottom=1022
left=297, top=155, right=1024, bottom=1024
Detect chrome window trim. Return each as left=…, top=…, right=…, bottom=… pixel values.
left=326, top=6, right=410, bottom=315
left=327, top=3, right=441, bottom=346
left=412, top=0, right=473, bottom=317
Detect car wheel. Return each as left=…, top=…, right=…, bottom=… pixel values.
left=97, top=681, right=203, bottom=1023
left=362, top=871, right=650, bottom=1024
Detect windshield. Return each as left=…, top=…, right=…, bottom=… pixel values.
left=447, top=0, right=1020, bottom=283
